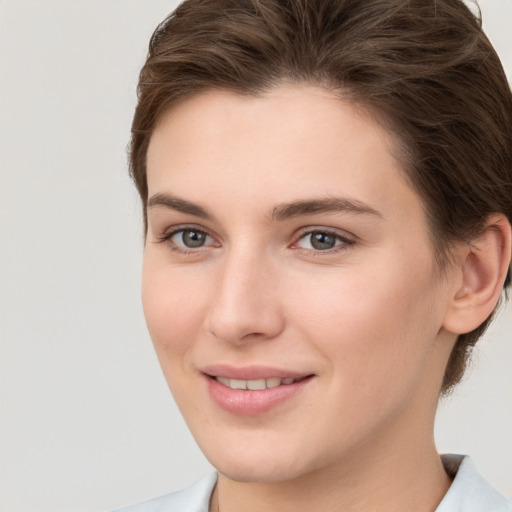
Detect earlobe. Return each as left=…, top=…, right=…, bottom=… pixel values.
left=443, top=214, right=512, bottom=335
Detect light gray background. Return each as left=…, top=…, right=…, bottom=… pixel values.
left=0, top=1, right=510, bottom=511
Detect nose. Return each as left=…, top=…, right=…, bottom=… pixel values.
left=204, top=251, right=285, bottom=345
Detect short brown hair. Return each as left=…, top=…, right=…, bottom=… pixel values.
left=130, top=0, right=512, bottom=394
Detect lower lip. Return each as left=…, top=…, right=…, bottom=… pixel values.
left=205, top=375, right=313, bottom=416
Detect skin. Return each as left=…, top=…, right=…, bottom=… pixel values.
left=142, top=85, right=465, bottom=512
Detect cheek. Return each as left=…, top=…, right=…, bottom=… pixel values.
left=288, top=256, right=443, bottom=391
left=141, top=256, right=205, bottom=358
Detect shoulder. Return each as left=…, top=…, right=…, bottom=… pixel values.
left=437, top=454, right=512, bottom=512
left=111, top=473, right=218, bottom=512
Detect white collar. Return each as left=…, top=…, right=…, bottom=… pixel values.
left=436, top=454, right=511, bottom=511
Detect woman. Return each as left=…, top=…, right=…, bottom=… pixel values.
left=115, top=0, right=512, bottom=510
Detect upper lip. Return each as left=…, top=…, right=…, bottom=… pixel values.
left=201, top=364, right=312, bottom=380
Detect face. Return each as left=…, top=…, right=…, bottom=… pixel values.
left=143, top=85, right=458, bottom=484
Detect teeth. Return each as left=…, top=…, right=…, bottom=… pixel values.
left=247, top=379, right=266, bottom=390
left=266, top=377, right=281, bottom=388
left=215, top=376, right=300, bottom=390
left=230, top=379, right=247, bottom=390
left=216, top=376, right=230, bottom=387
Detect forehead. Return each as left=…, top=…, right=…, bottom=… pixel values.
left=146, top=84, right=425, bottom=228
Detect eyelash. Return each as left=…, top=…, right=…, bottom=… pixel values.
left=156, top=226, right=355, bottom=255
left=292, top=229, right=355, bottom=254
left=156, top=226, right=217, bottom=254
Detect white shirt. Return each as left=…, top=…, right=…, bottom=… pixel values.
left=113, top=455, right=512, bottom=512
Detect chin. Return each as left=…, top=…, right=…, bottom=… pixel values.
left=199, top=436, right=319, bottom=484
left=214, top=459, right=304, bottom=484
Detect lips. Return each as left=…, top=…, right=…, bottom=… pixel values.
left=202, top=365, right=314, bottom=416
left=202, top=364, right=310, bottom=381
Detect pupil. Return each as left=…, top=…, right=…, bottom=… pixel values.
left=182, top=230, right=206, bottom=248
left=311, top=232, right=335, bottom=250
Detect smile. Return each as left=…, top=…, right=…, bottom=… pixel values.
left=214, top=376, right=304, bottom=390
left=204, top=369, right=314, bottom=416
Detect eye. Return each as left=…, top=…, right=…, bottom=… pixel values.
left=295, top=230, right=351, bottom=251
left=170, top=228, right=214, bottom=249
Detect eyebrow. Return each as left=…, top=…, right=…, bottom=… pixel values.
left=147, top=193, right=214, bottom=220
left=270, top=197, right=382, bottom=221
left=146, top=193, right=382, bottom=222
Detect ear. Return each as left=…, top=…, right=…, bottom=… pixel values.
left=443, top=214, right=512, bottom=335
